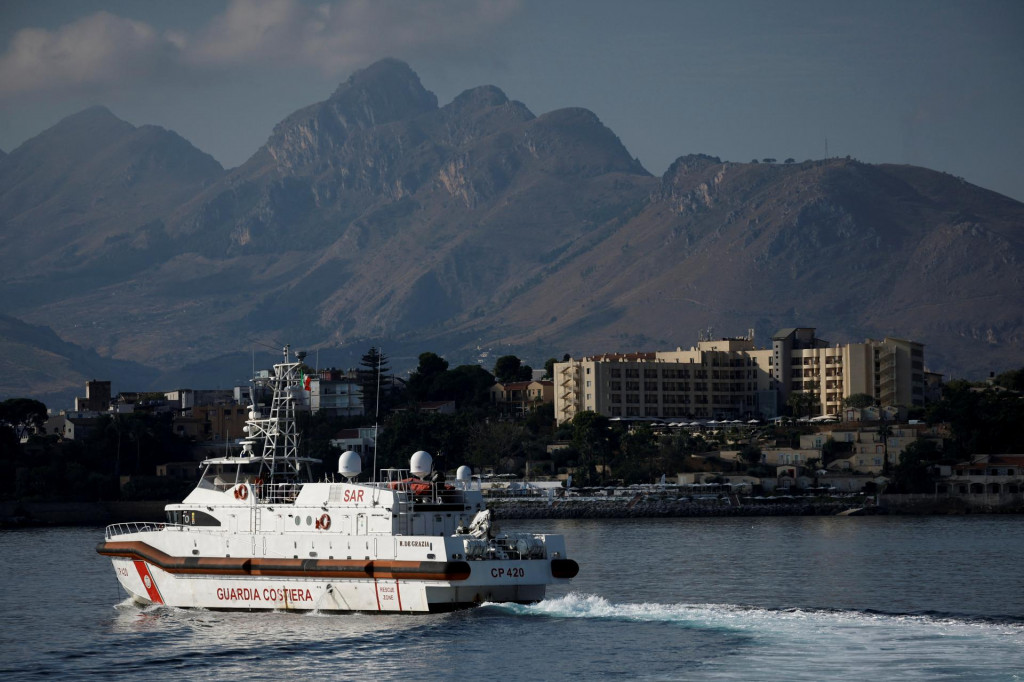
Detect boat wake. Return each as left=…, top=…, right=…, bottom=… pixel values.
left=487, top=592, right=1024, bottom=630
left=484, top=593, right=1024, bottom=677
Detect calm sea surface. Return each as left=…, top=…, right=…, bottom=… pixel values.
left=1, top=516, right=1022, bottom=680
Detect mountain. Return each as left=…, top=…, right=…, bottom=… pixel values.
left=0, top=106, right=223, bottom=288
left=0, top=60, right=1021, bottom=404
left=0, top=314, right=159, bottom=407
left=478, top=155, right=1024, bottom=375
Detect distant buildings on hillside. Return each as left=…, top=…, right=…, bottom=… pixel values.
left=554, top=327, right=928, bottom=425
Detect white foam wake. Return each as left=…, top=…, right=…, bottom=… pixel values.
left=486, top=593, right=1024, bottom=678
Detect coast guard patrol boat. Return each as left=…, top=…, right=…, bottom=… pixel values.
left=97, top=347, right=578, bottom=612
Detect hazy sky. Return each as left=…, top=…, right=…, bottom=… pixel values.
left=1, top=0, right=1022, bottom=201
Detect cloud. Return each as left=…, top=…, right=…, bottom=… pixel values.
left=0, top=11, right=181, bottom=97
left=0, top=0, right=521, bottom=99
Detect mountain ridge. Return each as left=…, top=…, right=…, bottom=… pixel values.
left=0, top=59, right=1020, bottom=403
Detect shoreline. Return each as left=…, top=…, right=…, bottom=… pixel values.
left=489, top=498, right=874, bottom=519
left=3, top=497, right=1020, bottom=528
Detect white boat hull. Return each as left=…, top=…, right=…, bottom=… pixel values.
left=100, top=530, right=576, bottom=613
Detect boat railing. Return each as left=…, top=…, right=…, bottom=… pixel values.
left=105, top=521, right=187, bottom=540
left=259, top=482, right=301, bottom=504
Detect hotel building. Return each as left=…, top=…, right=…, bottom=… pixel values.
left=553, top=328, right=925, bottom=425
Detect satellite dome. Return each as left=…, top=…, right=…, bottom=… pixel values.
left=410, top=451, right=433, bottom=479
left=338, top=451, right=361, bottom=479
left=456, top=466, right=472, bottom=484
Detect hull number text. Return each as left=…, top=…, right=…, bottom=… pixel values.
left=491, top=567, right=525, bottom=579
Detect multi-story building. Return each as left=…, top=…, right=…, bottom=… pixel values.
left=74, top=380, right=110, bottom=412
left=309, top=369, right=363, bottom=418
left=554, top=328, right=926, bottom=425
left=554, top=337, right=775, bottom=425
left=489, top=380, right=554, bottom=417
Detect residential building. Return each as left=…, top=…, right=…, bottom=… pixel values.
left=309, top=369, right=363, bottom=418
left=74, top=380, right=110, bottom=412
left=165, top=389, right=235, bottom=410
left=193, top=404, right=250, bottom=442
left=330, top=427, right=378, bottom=462
left=799, top=424, right=942, bottom=475
left=940, top=455, right=1024, bottom=497
left=490, top=380, right=554, bottom=417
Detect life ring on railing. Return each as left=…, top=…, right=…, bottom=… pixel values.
left=316, top=513, right=331, bottom=531
left=234, top=484, right=248, bottom=500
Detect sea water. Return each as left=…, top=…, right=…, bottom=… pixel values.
left=1, top=516, right=1021, bottom=680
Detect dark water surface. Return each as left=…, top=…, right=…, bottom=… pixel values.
left=1, top=516, right=1022, bottom=680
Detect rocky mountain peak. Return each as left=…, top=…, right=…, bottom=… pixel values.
left=327, top=57, right=438, bottom=127
left=449, top=85, right=510, bottom=112
left=261, top=59, right=438, bottom=172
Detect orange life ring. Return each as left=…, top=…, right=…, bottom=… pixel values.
left=235, top=484, right=248, bottom=500
left=317, top=513, right=331, bottom=531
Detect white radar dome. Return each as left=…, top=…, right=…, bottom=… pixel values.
left=338, top=451, right=361, bottom=479
left=410, top=451, right=433, bottom=479
left=456, top=466, right=472, bottom=484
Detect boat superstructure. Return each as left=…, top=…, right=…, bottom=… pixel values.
left=97, top=347, right=578, bottom=612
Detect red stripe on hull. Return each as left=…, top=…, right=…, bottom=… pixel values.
left=98, top=540, right=472, bottom=582
left=132, top=560, right=164, bottom=604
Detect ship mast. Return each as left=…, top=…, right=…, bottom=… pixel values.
left=246, top=345, right=307, bottom=481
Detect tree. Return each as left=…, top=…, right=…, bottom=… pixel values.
left=621, top=425, right=660, bottom=483
left=927, top=380, right=1024, bottom=458
left=543, top=358, right=558, bottom=380
left=787, top=391, right=817, bottom=418
left=571, top=411, right=611, bottom=485
left=784, top=158, right=795, bottom=164
left=358, top=347, right=391, bottom=415
left=524, top=402, right=555, bottom=437
left=821, top=437, right=851, bottom=468
left=993, top=366, right=1024, bottom=391
left=493, top=355, right=522, bottom=383
left=465, top=421, right=526, bottom=472
left=878, top=416, right=893, bottom=474
left=430, top=365, right=495, bottom=408
left=843, top=393, right=875, bottom=408
left=407, top=352, right=449, bottom=400
left=739, top=444, right=763, bottom=467
left=0, top=398, right=48, bottom=440
left=889, top=439, right=945, bottom=493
